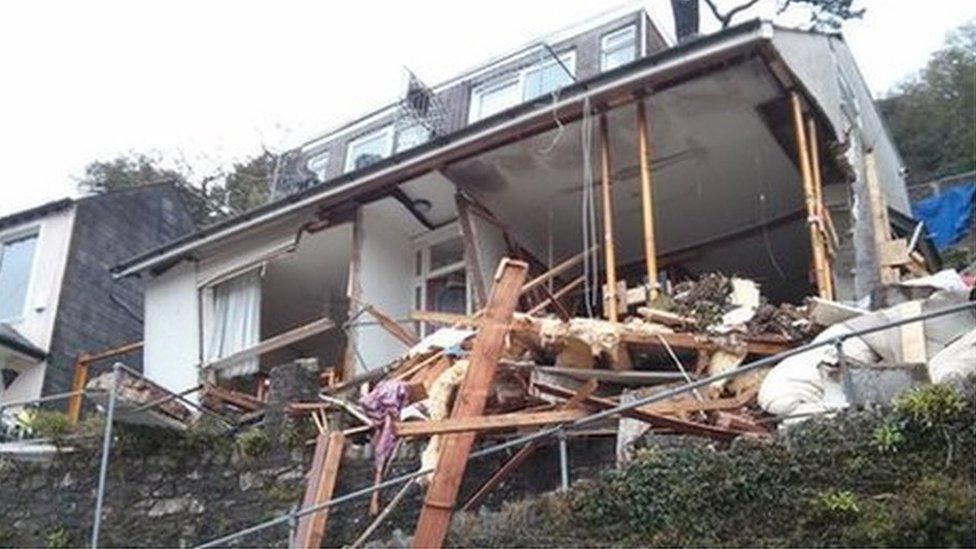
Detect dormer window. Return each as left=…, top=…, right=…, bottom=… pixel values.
left=307, top=152, right=330, bottom=182
left=0, top=231, right=38, bottom=321
left=344, top=125, right=395, bottom=173
left=468, top=50, right=576, bottom=123
left=601, top=25, right=637, bottom=71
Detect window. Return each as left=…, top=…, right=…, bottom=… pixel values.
left=395, top=123, right=431, bottom=153
left=468, top=51, right=576, bottom=123
left=344, top=125, right=395, bottom=173
left=601, top=25, right=637, bottom=71
left=413, top=233, right=469, bottom=336
left=307, top=152, right=330, bottom=182
left=0, top=232, right=38, bottom=321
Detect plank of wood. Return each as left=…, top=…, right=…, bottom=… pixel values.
left=203, top=384, right=264, bottom=412
left=456, top=193, right=488, bottom=308
left=395, top=409, right=585, bottom=437
left=806, top=116, right=834, bottom=299
left=636, top=307, right=696, bottom=328
left=203, top=316, right=335, bottom=372
left=864, top=151, right=899, bottom=284
left=899, top=300, right=926, bottom=363
left=599, top=114, right=619, bottom=322
left=520, top=247, right=597, bottom=295
left=527, top=275, right=584, bottom=316
left=361, top=302, right=419, bottom=346
left=412, top=259, right=529, bottom=549
left=461, top=380, right=597, bottom=511
left=293, top=431, right=345, bottom=549
left=533, top=380, right=740, bottom=441
left=636, top=100, right=659, bottom=300
left=790, top=93, right=831, bottom=299
left=66, top=358, right=89, bottom=425
left=879, top=238, right=910, bottom=267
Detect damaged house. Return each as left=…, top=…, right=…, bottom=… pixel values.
left=112, top=9, right=923, bottom=409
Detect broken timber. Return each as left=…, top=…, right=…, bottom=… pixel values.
left=203, top=316, right=334, bottom=372
left=395, top=408, right=586, bottom=437
left=293, top=431, right=345, bottom=549
left=412, top=258, right=529, bottom=549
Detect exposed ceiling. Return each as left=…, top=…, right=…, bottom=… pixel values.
left=438, top=58, right=814, bottom=301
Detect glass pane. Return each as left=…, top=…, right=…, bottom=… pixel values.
left=345, top=128, right=392, bottom=172
left=429, top=237, right=464, bottom=271
left=307, top=153, right=330, bottom=181
left=414, top=249, right=423, bottom=277
left=396, top=124, right=430, bottom=153
left=524, top=60, right=573, bottom=100
left=474, top=79, right=520, bottom=120
left=425, top=269, right=467, bottom=314
left=0, top=234, right=38, bottom=320
left=602, top=46, right=635, bottom=71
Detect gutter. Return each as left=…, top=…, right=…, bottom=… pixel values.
left=0, top=330, right=46, bottom=363
left=115, top=20, right=773, bottom=279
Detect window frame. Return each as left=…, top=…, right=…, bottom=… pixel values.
left=600, top=24, right=638, bottom=72
left=0, top=226, right=40, bottom=323
left=395, top=123, right=432, bottom=153
left=306, top=152, right=331, bottom=182
left=411, top=224, right=471, bottom=336
left=468, top=49, right=577, bottom=123
left=343, top=124, right=396, bottom=173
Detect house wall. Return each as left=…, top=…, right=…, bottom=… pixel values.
left=43, top=185, right=196, bottom=400
left=346, top=201, right=420, bottom=375
left=0, top=206, right=75, bottom=405
left=144, top=260, right=200, bottom=397
left=772, top=29, right=911, bottom=299
left=275, top=10, right=663, bottom=197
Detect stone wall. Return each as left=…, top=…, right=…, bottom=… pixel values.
left=0, top=423, right=615, bottom=548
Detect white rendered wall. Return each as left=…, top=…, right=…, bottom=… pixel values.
left=0, top=206, right=76, bottom=406
left=349, top=201, right=420, bottom=373
left=143, top=260, right=200, bottom=397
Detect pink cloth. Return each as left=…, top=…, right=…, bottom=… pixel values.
left=359, top=379, right=410, bottom=470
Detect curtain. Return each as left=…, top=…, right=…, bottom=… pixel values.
left=205, top=268, right=261, bottom=379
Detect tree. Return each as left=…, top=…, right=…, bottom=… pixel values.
left=675, top=0, right=863, bottom=35
left=880, top=21, right=976, bottom=183
left=76, top=151, right=276, bottom=226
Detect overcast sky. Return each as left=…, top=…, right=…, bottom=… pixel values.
left=1, top=0, right=973, bottom=216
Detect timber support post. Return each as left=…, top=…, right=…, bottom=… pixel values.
left=789, top=91, right=832, bottom=299
left=636, top=99, right=659, bottom=301
left=598, top=114, right=620, bottom=321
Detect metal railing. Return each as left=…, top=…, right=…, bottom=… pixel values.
left=190, top=299, right=975, bottom=548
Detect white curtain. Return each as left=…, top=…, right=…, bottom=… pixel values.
left=206, top=268, right=261, bottom=379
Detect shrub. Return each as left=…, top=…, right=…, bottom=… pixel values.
left=44, top=526, right=69, bottom=549
left=236, top=428, right=269, bottom=459
left=896, top=383, right=966, bottom=430
left=18, top=410, right=72, bottom=440
left=872, top=421, right=905, bottom=453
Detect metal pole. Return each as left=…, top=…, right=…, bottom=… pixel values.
left=557, top=429, right=569, bottom=491
left=91, top=362, right=121, bottom=548
left=287, top=504, right=298, bottom=548
left=193, top=301, right=975, bottom=549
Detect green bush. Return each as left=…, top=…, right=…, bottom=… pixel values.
left=236, top=428, right=269, bottom=459
left=872, top=421, right=905, bottom=453
left=43, top=526, right=69, bottom=549
left=18, top=410, right=72, bottom=440
left=896, top=383, right=966, bottom=429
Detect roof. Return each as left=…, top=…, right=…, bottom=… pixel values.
left=0, top=323, right=46, bottom=361
left=115, top=19, right=846, bottom=278
left=0, top=198, right=74, bottom=232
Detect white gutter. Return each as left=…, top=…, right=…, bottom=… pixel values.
left=118, top=22, right=772, bottom=279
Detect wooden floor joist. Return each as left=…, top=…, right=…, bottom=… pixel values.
left=293, top=431, right=345, bottom=549
left=412, top=258, right=529, bottom=549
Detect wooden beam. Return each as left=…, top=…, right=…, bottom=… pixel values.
left=806, top=116, right=834, bottom=299
left=66, top=357, right=88, bottom=425
left=598, top=114, right=619, bottom=321
left=636, top=100, right=659, bottom=300
left=203, top=316, right=334, bottom=372
left=864, top=151, right=898, bottom=283
left=461, top=380, right=597, bottom=511
left=789, top=92, right=831, bottom=299
left=412, top=259, right=529, bottom=549
left=395, top=409, right=585, bottom=437
left=533, top=380, right=741, bottom=441
left=203, top=384, right=264, bottom=412
left=293, top=431, right=345, bottom=549
left=456, top=194, right=488, bottom=308
left=521, top=247, right=596, bottom=295
left=527, top=275, right=584, bottom=316
left=360, top=301, right=419, bottom=347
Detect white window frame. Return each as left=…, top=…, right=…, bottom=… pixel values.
left=468, top=50, right=576, bottom=123
left=344, top=124, right=395, bottom=173
left=306, top=152, right=330, bottom=182
left=600, top=24, right=637, bottom=71
left=411, top=224, right=471, bottom=336
left=0, top=226, right=40, bottom=323
left=395, top=123, right=432, bottom=153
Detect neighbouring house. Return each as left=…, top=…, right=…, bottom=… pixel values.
left=113, top=8, right=924, bottom=401
left=0, top=184, right=195, bottom=414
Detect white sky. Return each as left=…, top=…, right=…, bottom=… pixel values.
left=1, top=0, right=973, bottom=216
